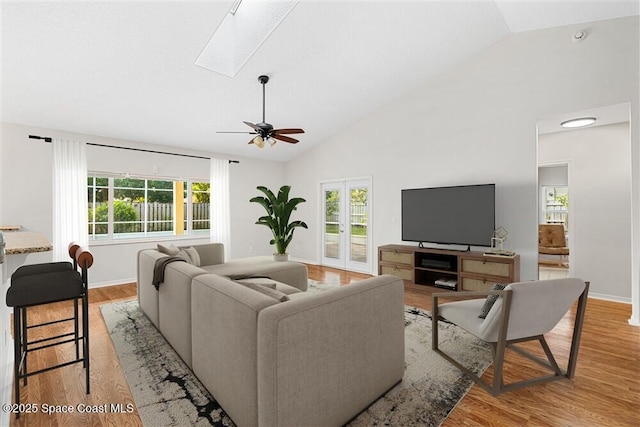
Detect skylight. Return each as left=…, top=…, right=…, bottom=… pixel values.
left=195, top=0, right=299, bottom=77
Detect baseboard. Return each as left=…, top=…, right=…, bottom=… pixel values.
left=289, top=256, right=317, bottom=265
left=588, top=293, right=631, bottom=304
left=88, top=277, right=137, bottom=289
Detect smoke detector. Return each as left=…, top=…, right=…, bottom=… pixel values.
left=573, top=30, right=587, bottom=43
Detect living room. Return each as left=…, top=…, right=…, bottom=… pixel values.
left=1, top=1, right=639, bottom=426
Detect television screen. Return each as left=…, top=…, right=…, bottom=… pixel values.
left=401, top=184, right=495, bottom=247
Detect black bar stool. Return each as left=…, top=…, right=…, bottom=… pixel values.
left=5, top=242, right=93, bottom=419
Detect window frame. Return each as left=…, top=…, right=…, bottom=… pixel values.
left=88, top=173, right=210, bottom=243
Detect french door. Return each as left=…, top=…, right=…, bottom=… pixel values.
left=321, top=178, right=372, bottom=273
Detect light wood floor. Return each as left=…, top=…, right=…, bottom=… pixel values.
left=9, top=265, right=640, bottom=426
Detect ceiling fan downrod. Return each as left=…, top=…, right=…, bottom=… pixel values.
left=258, top=75, right=269, bottom=124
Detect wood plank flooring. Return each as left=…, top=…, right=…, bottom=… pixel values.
left=9, top=266, right=640, bottom=426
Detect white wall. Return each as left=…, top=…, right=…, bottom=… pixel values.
left=539, top=165, right=568, bottom=186
left=539, top=123, right=632, bottom=301
left=285, top=16, right=640, bottom=297
left=0, top=122, right=285, bottom=286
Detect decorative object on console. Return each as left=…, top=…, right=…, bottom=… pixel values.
left=250, top=185, right=308, bottom=260
left=484, top=226, right=516, bottom=257
left=217, top=75, right=305, bottom=147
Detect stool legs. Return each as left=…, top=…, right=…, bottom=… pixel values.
left=13, top=307, right=21, bottom=417
left=83, top=293, right=90, bottom=393
left=21, top=307, right=27, bottom=386
left=12, top=298, right=90, bottom=419
left=74, top=298, right=80, bottom=360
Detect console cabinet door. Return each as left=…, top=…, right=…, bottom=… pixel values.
left=378, top=247, right=414, bottom=282
left=460, top=256, right=517, bottom=291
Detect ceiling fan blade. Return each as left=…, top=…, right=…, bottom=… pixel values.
left=272, top=134, right=299, bottom=144
left=272, top=128, right=305, bottom=135
left=217, top=131, right=257, bottom=134
left=243, top=121, right=261, bottom=131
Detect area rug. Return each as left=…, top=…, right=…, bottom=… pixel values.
left=101, top=281, right=492, bottom=426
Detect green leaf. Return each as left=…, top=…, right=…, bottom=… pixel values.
left=249, top=185, right=307, bottom=254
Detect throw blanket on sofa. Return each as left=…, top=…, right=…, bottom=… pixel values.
left=153, top=256, right=187, bottom=290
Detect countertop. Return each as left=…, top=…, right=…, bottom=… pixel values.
left=2, top=231, right=53, bottom=255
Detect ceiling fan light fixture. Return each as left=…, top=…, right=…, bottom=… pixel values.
left=217, top=75, right=305, bottom=147
left=560, top=117, right=596, bottom=128
left=253, top=135, right=265, bottom=148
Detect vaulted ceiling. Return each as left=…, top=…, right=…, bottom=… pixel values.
left=2, top=1, right=638, bottom=161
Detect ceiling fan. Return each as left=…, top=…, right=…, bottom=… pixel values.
left=217, top=75, right=304, bottom=148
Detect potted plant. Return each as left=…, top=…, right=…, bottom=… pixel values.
left=250, top=185, right=308, bottom=261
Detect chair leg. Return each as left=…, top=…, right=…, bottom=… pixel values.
left=492, top=341, right=507, bottom=394
left=74, top=297, right=80, bottom=360
left=13, top=308, right=21, bottom=418
left=83, top=293, right=90, bottom=394
left=21, top=307, right=27, bottom=386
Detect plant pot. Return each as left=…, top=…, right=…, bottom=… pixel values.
left=273, top=253, right=289, bottom=262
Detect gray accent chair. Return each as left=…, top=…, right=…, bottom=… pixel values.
left=432, top=278, right=589, bottom=395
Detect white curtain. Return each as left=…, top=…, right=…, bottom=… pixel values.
left=210, top=158, right=231, bottom=260
left=52, top=138, right=89, bottom=261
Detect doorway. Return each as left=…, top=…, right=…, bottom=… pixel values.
left=538, top=164, right=571, bottom=278
left=321, top=178, right=372, bottom=273
left=536, top=103, right=632, bottom=305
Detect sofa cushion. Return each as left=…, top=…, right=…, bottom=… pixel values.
left=158, top=243, right=180, bottom=256
left=478, top=283, right=507, bottom=319
left=231, top=277, right=302, bottom=296
left=184, top=247, right=201, bottom=267
left=235, top=280, right=290, bottom=302
left=204, top=256, right=308, bottom=291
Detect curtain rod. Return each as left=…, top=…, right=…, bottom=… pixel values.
left=28, top=135, right=240, bottom=164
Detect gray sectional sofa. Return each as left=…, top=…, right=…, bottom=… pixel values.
left=137, top=243, right=405, bottom=426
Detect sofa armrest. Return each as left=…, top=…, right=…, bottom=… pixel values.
left=157, top=261, right=209, bottom=368
left=257, top=275, right=405, bottom=427
left=191, top=274, right=281, bottom=427
left=137, top=249, right=165, bottom=328
left=187, top=243, right=225, bottom=266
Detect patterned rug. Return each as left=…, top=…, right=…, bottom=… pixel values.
left=101, top=281, right=492, bottom=426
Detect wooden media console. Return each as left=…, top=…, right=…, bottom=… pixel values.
left=378, top=244, right=520, bottom=292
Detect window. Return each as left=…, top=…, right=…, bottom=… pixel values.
left=88, top=175, right=210, bottom=241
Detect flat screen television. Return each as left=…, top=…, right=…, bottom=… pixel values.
left=401, top=184, right=495, bottom=248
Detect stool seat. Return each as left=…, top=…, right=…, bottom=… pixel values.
left=12, top=261, right=73, bottom=279
left=7, top=269, right=83, bottom=307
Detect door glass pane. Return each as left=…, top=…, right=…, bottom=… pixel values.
left=324, top=189, right=340, bottom=259
left=350, top=187, right=367, bottom=263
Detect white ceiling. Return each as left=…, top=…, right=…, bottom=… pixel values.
left=2, top=1, right=639, bottom=162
